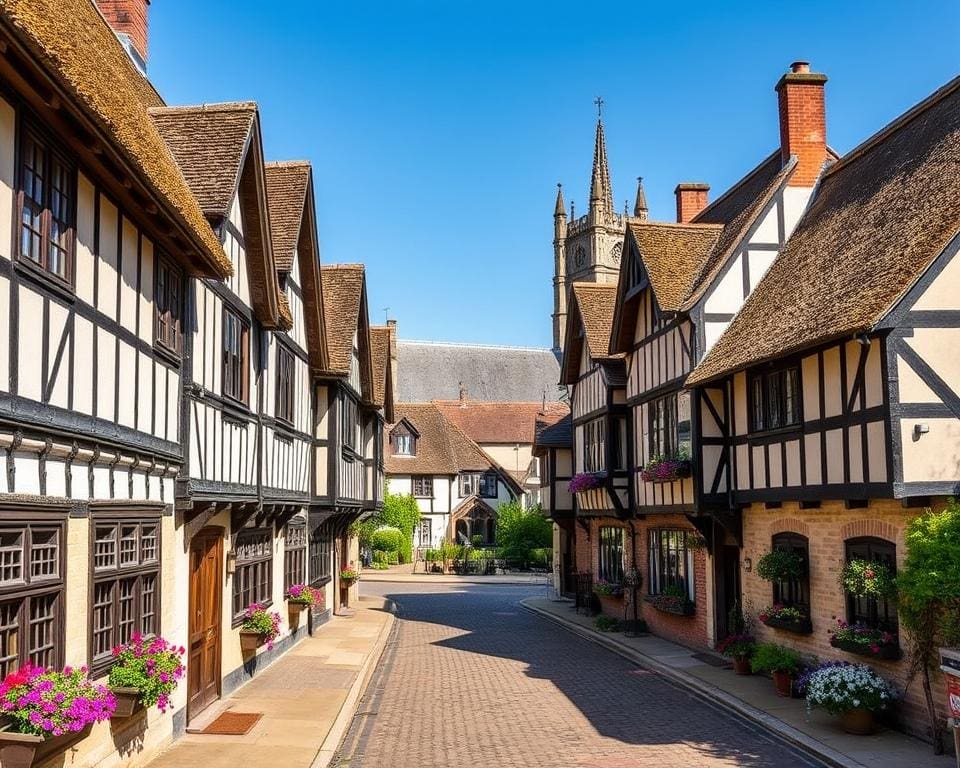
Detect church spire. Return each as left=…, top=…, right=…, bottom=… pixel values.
left=554, top=183, right=566, bottom=218
left=589, top=98, right=614, bottom=216
left=634, top=176, right=648, bottom=219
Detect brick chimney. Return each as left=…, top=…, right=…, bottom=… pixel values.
left=776, top=61, right=828, bottom=187
left=674, top=183, right=709, bottom=223
left=97, top=0, right=150, bottom=71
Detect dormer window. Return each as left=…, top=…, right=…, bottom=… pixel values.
left=390, top=423, right=417, bottom=456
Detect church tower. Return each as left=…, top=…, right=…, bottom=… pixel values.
left=552, top=106, right=646, bottom=352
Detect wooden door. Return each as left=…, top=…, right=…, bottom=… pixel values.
left=188, top=529, right=222, bottom=720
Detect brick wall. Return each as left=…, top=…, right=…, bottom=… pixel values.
left=741, top=498, right=948, bottom=741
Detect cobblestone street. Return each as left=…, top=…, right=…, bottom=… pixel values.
left=335, top=584, right=825, bottom=768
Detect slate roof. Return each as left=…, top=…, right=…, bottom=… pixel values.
left=370, top=326, right=395, bottom=421
left=264, top=161, right=311, bottom=272
left=561, top=283, right=621, bottom=384
left=0, top=0, right=230, bottom=276
left=320, top=264, right=366, bottom=376
left=433, top=400, right=569, bottom=445
left=689, top=75, right=960, bottom=385
left=396, top=341, right=564, bottom=403
left=533, top=413, right=573, bottom=455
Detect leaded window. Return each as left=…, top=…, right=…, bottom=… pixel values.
left=309, top=522, right=332, bottom=586
left=276, top=345, right=296, bottom=424
left=0, top=521, right=64, bottom=677
left=90, top=517, right=160, bottom=676
left=845, top=537, right=897, bottom=632
left=460, top=472, right=497, bottom=498
left=412, top=476, right=433, bottom=498
left=223, top=308, right=249, bottom=403
left=155, top=256, right=182, bottom=354
left=771, top=532, right=810, bottom=611
left=284, top=524, right=307, bottom=592
left=649, top=394, right=677, bottom=458
left=583, top=418, right=605, bottom=472
left=648, top=529, right=695, bottom=601
left=598, top=527, right=624, bottom=583
left=750, top=366, right=801, bottom=432
left=341, top=395, right=360, bottom=453
left=232, top=529, right=273, bottom=619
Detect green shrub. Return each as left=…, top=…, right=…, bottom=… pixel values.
left=495, top=502, right=552, bottom=562
left=424, top=549, right=437, bottom=562
left=379, top=491, right=420, bottom=563
left=528, top=548, right=552, bottom=567
left=372, top=550, right=388, bottom=564
left=750, top=643, right=802, bottom=675
left=370, top=562, right=389, bottom=570
left=370, top=526, right=403, bottom=553
left=386, top=550, right=399, bottom=565
left=595, top=615, right=622, bottom=632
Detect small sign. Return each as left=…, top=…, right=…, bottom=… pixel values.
left=947, top=674, right=960, bottom=720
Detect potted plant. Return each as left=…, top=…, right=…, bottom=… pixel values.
left=644, top=584, right=695, bottom=616
left=840, top=559, right=897, bottom=603
left=804, top=662, right=897, bottom=734
left=716, top=633, right=756, bottom=675
left=640, top=451, right=691, bottom=483
left=287, top=584, right=318, bottom=615
left=750, top=642, right=802, bottom=696
left=107, top=635, right=185, bottom=717
left=239, top=603, right=282, bottom=652
left=592, top=579, right=624, bottom=598
left=828, top=619, right=900, bottom=659
left=0, top=664, right=115, bottom=768
left=757, top=603, right=813, bottom=634
left=756, top=549, right=804, bottom=583
left=568, top=472, right=607, bottom=493
left=340, top=564, right=359, bottom=585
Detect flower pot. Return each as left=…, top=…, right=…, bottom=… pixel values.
left=830, top=636, right=901, bottom=660
left=760, top=615, right=813, bottom=635
left=239, top=630, right=264, bottom=652
left=732, top=657, right=752, bottom=676
left=0, top=724, right=92, bottom=768
left=840, top=708, right=875, bottom=735
left=772, top=671, right=793, bottom=697
left=109, top=686, right=144, bottom=718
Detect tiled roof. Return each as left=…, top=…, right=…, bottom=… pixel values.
left=628, top=222, right=722, bottom=311
left=0, top=0, right=230, bottom=277
left=433, top=400, right=569, bottom=444
left=385, top=403, right=498, bottom=475
left=689, top=75, right=960, bottom=385
left=149, top=103, right=256, bottom=220
left=534, top=413, right=573, bottom=453
left=320, top=264, right=365, bottom=375
left=561, top=283, right=621, bottom=384
left=370, top=326, right=395, bottom=421
left=264, top=161, right=311, bottom=273
left=396, top=341, right=564, bottom=403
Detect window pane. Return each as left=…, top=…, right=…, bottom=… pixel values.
left=29, top=529, right=58, bottom=581
left=94, top=525, right=117, bottom=570
left=27, top=593, right=57, bottom=669
left=92, top=581, right=114, bottom=659
left=0, top=532, right=24, bottom=585
left=0, top=600, right=19, bottom=678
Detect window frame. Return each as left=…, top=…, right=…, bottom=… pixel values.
left=844, top=537, right=897, bottom=632
left=391, top=425, right=416, bottom=456
left=598, top=526, right=624, bottom=584
left=309, top=521, right=332, bottom=587
left=647, top=528, right=695, bottom=601
left=16, top=120, right=76, bottom=288
left=154, top=255, right=183, bottom=355
left=412, top=475, right=433, bottom=498
left=0, top=517, right=67, bottom=679
left=459, top=472, right=498, bottom=499
left=749, top=365, right=802, bottom=434
left=275, top=343, right=296, bottom=425
left=770, top=532, right=810, bottom=611
left=283, top=523, right=307, bottom=593
left=231, top=528, right=273, bottom=623
left=88, top=513, right=161, bottom=678
left=222, top=306, right=250, bottom=405
left=648, top=394, right=678, bottom=459
left=341, top=394, right=360, bottom=455
left=583, top=417, right=605, bottom=473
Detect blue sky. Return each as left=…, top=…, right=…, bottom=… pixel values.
left=149, top=1, right=958, bottom=347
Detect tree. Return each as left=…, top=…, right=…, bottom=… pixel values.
left=495, top=501, right=551, bottom=561
left=897, top=500, right=960, bottom=754
left=376, top=490, right=421, bottom=563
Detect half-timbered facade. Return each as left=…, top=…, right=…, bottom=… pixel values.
left=0, top=0, right=235, bottom=764
left=687, top=73, right=960, bottom=739
left=385, top=402, right=521, bottom=551
left=533, top=414, right=574, bottom=595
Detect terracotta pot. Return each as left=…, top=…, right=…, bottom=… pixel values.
left=239, top=630, right=264, bottom=652
left=732, top=657, right=752, bottom=676
left=840, top=708, right=875, bottom=735
left=772, top=670, right=793, bottom=697
left=288, top=601, right=309, bottom=614
left=110, top=686, right=144, bottom=718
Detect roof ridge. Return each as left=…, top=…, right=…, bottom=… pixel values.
left=397, top=340, right=555, bottom=352
left=823, top=74, right=960, bottom=180
left=692, top=149, right=780, bottom=223
left=265, top=160, right=312, bottom=169
left=630, top=220, right=725, bottom=231
left=148, top=101, right=258, bottom=114
left=321, top=263, right=365, bottom=271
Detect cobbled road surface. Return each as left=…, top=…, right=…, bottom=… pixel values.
left=334, top=583, right=825, bottom=768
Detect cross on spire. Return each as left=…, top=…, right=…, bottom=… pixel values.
left=594, top=96, right=604, bottom=119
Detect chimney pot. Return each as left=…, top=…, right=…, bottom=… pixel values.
left=791, top=61, right=810, bottom=74
left=674, top=183, right=710, bottom=224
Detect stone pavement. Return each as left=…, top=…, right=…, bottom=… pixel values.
left=337, top=582, right=827, bottom=768
left=524, top=595, right=952, bottom=768
left=145, top=595, right=394, bottom=768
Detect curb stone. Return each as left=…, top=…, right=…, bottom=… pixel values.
left=310, top=598, right=398, bottom=768
left=520, top=598, right=864, bottom=768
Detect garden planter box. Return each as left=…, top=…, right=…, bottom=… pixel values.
left=771, top=671, right=793, bottom=698
left=110, top=686, right=144, bottom=718
left=830, top=636, right=901, bottom=660
left=760, top=615, right=813, bottom=635
left=0, top=724, right=92, bottom=768
left=839, top=708, right=875, bottom=735
left=596, top=595, right=623, bottom=618
left=239, top=630, right=266, bottom=652
left=644, top=595, right=695, bottom=616
left=732, top=657, right=751, bottom=676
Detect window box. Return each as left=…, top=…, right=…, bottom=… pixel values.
left=640, top=456, right=691, bottom=483
left=760, top=614, right=813, bottom=635
left=568, top=472, right=607, bottom=493
left=644, top=593, right=695, bottom=616
left=829, top=635, right=901, bottom=661
left=239, top=630, right=267, bottom=652
left=109, top=686, right=144, bottom=719
left=0, top=723, right=92, bottom=768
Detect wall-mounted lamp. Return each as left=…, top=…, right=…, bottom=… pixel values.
left=743, top=557, right=752, bottom=573
left=914, top=423, right=930, bottom=438
left=226, top=551, right=237, bottom=575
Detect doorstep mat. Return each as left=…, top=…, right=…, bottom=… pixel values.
left=200, top=711, right=263, bottom=735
